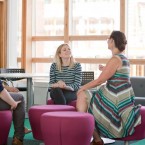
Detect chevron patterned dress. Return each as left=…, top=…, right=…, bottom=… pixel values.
left=87, top=54, right=141, bottom=138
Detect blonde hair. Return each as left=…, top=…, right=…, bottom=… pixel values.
left=54, top=43, right=76, bottom=72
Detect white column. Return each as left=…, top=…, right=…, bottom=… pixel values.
left=7, top=0, right=18, bottom=68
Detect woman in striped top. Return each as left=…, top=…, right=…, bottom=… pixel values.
left=49, top=43, right=82, bottom=105
left=76, top=31, right=141, bottom=145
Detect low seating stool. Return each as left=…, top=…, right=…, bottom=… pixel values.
left=29, top=105, right=76, bottom=140
left=116, top=106, right=145, bottom=145
left=0, top=110, right=12, bottom=145
left=47, top=99, right=77, bottom=108
left=41, top=111, right=94, bottom=145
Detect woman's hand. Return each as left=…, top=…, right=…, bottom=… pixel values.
left=5, top=86, right=19, bottom=92
left=0, top=88, right=21, bottom=110
left=51, top=80, right=66, bottom=88
left=51, top=83, right=59, bottom=88
left=99, top=64, right=104, bottom=71
left=57, top=80, right=66, bottom=88
left=11, top=100, right=21, bottom=110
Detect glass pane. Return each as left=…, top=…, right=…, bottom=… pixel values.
left=33, top=63, right=51, bottom=74
left=33, top=63, right=145, bottom=77
left=130, top=64, right=145, bottom=76
left=33, top=62, right=103, bottom=78
left=71, top=0, right=120, bottom=35
left=127, top=0, right=145, bottom=59
left=33, top=0, right=64, bottom=36
left=71, top=41, right=111, bottom=58
left=32, top=41, right=64, bottom=57
left=17, top=0, right=22, bottom=58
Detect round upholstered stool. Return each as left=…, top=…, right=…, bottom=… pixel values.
left=0, top=110, right=12, bottom=145
left=29, top=105, right=76, bottom=140
left=41, top=111, right=94, bottom=145
left=47, top=99, right=77, bottom=108
left=116, top=106, right=145, bottom=144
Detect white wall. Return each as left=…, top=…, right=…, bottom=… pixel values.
left=33, top=82, right=49, bottom=105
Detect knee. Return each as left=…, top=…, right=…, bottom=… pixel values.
left=17, top=94, right=25, bottom=102
left=76, top=91, right=88, bottom=111
left=77, top=91, right=87, bottom=101
left=50, top=88, right=62, bottom=94
left=52, top=87, right=61, bottom=91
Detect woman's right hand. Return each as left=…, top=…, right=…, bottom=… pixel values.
left=11, top=100, right=21, bottom=110
left=51, top=83, right=59, bottom=88
left=57, top=80, right=66, bottom=88
left=99, top=64, right=104, bottom=71
left=51, top=81, right=66, bottom=88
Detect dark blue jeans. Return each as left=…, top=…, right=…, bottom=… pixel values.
left=50, top=88, right=77, bottom=105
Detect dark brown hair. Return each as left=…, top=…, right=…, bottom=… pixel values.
left=110, top=31, right=127, bottom=52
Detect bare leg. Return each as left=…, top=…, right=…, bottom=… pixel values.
left=76, top=91, right=88, bottom=112
left=93, top=130, right=102, bottom=142
left=77, top=91, right=103, bottom=144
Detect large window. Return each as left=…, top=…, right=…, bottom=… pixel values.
left=70, top=0, right=120, bottom=35
left=127, top=0, right=145, bottom=59
left=11, top=0, right=145, bottom=76
left=33, top=0, right=64, bottom=36
left=31, top=0, right=120, bottom=75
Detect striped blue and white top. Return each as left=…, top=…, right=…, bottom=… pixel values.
left=49, top=62, right=82, bottom=91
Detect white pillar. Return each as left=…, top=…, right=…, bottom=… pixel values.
left=7, top=0, right=18, bottom=68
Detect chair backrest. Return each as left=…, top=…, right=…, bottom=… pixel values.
left=0, top=68, right=27, bottom=91
left=0, top=68, right=25, bottom=73
left=130, top=76, right=145, bottom=97
left=81, top=71, right=94, bottom=85
left=0, top=68, right=25, bottom=81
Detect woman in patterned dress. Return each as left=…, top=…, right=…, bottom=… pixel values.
left=76, top=31, right=141, bottom=145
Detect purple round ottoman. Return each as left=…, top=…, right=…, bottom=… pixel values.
left=29, top=105, right=76, bottom=140
left=116, top=106, right=145, bottom=144
left=41, top=111, right=94, bottom=145
left=47, top=99, right=77, bottom=108
left=0, top=110, right=12, bottom=145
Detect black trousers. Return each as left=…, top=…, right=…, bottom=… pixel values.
left=50, top=88, right=77, bottom=105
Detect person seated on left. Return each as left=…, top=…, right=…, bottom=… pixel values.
left=3, top=82, right=32, bottom=134
left=0, top=79, right=31, bottom=145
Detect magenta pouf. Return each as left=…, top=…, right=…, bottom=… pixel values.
left=29, top=105, right=76, bottom=140
left=41, top=111, right=94, bottom=145
left=0, top=110, right=12, bottom=145
left=47, top=99, right=77, bottom=108
left=116, top=106, right=145, bottom=143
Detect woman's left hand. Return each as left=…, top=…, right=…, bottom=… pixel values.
left=57, top=80, right=66, bottom=88
left=5, top=86, right=19, bottom=92
left=11, top=100, right=21, bottom=110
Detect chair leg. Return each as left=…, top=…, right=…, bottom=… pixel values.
left=124, top=141, right=129, bottom=145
